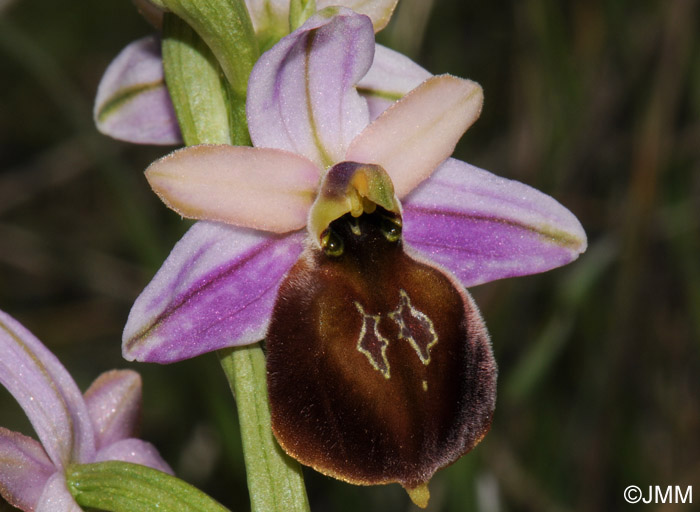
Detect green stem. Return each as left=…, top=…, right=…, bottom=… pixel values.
left=161, top=7, right=308, bottom=509
left=218, top=344, right=310, bottom=512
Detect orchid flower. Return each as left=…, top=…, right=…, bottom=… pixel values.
left=122, top=9, right=585, bottom=506
left=0, top=309, right=172, bottom=512
left=93, top=0, right=428, bottom=145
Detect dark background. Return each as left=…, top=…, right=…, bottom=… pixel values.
left=1, top=0, right=698, bottom=510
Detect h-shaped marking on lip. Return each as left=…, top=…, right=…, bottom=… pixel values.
left=388, top=289, right=438, bottom=365
left=354, top=302, right=391, bottom=379
left=354, top=290, right=439, bottom=378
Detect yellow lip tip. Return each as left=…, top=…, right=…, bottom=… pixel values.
left=405, top=482, right=430, bottom=508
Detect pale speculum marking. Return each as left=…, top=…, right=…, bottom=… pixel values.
left=354, top=302, right=391, bottom=379
left=388, top=289, right=439, bottom=365
left=354, top=290, right=439, bottom=382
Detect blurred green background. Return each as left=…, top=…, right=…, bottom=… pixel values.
left=1, top=0, right=698, bottom=510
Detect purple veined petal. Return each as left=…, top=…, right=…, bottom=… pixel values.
left=0, top=310, right=95, bottom=469
left=94, top=35, right=182, bottom=145
left=84, top=370, right=141, bottom=450
left=317, top=0, right=398, bottom=32
left=0, top=427, right=55, bottom=511
left=95, top=438, right=174, bottom=475
left=146, top=145, right=321, bottom=233
left=34, top=473, right=81, bottom=512
left=402, top=158, right=587, bottom=287
left=346, top=74, right=483, bottom=198
left=247, top=8, right=373, bottom=169
left=123, top=221, right=306, bottom=363
left=356, top=43, right=432, bottom=121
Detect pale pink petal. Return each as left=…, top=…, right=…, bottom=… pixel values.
left=145, top=145, right=320, bottom=233
left=95, top=438, right=173, bottom=475
left=0, top=310, right=95, bottom=469
left=317, top=0, right=398, bottom=31
left=84, top=370, right=142, bottom=449
left=35, top=473, right=81, bottom=512
left=123, top=221, right=305, bottom=363
left=403, top=158, right=587, bottom=287
left=357, top=43, right=431, bottom=120
left=345, top=74, right=483, bottom=198
left=247, top=8, right=373, bottom=169
left=94, top=36, right=182, bottom=145
left=0, top=428, right=54, bottom=511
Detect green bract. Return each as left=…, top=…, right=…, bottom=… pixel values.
left=67, top=462, right=229, bottom=512
left=161, top=0, right=259, bottom=101
left=162, top=15, right=235, bottom=145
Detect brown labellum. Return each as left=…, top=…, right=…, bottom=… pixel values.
left=266, top=208, right=497, bottom=507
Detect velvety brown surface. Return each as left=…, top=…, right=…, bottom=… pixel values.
left=267, top=210, right=497, bottom=488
